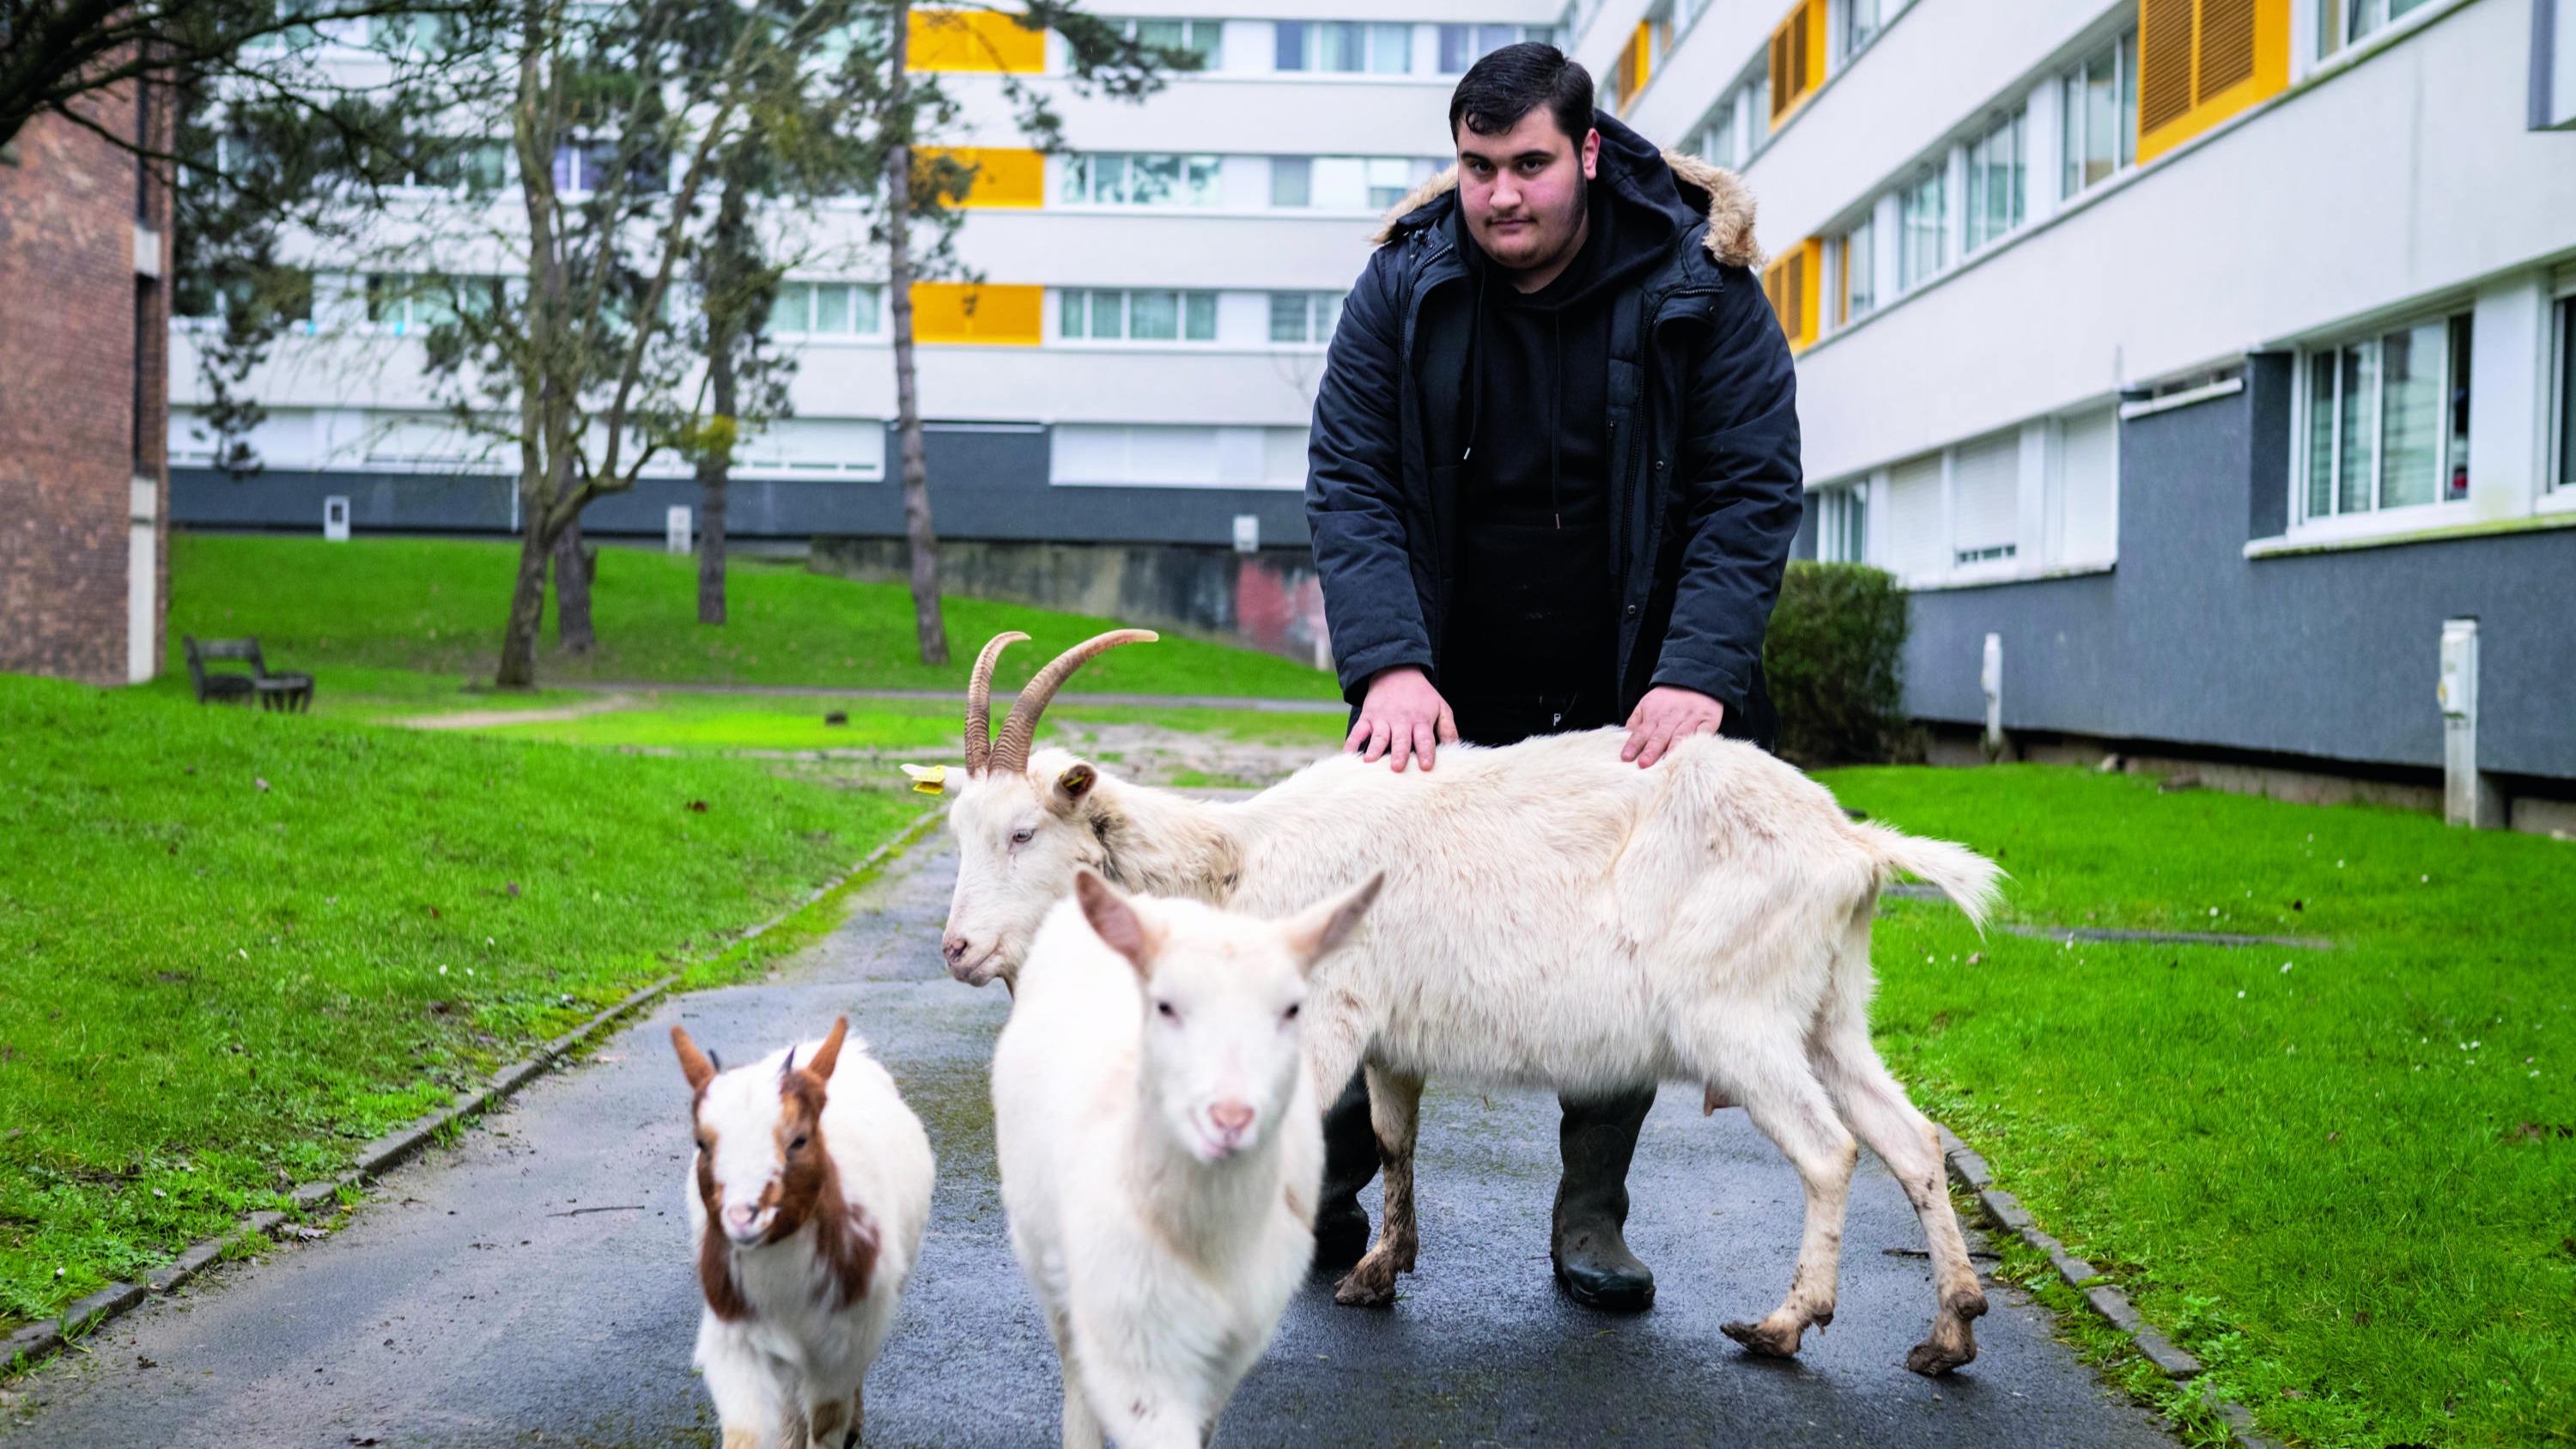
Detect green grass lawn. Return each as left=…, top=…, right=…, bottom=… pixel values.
left=453, top=693, right=1347, bottom=753
left=1825, top=765, right=2575, bottom=1449
left=167, top=533, right=1338, bottom=701
left=0, top=674, right=922, bottom=1340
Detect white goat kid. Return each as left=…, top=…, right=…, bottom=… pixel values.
left=674, top=1015, right=936, bottom=1449
left=933, top=631, right=2006, bottom=1377
left=993, top=869, right=1380, bottom=1449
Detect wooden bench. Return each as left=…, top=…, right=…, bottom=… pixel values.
left=184, top=636, right=315, bottom=713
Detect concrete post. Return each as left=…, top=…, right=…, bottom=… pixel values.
left=2439, top=617, right=2506, bottom=828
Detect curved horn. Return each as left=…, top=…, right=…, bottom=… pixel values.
left=964, top=631, right=1029, bottom=774
left=990, top=630, right=1159, bottom=776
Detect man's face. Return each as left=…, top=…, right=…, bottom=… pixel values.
left=1455, top=109, right=1599, bottom=274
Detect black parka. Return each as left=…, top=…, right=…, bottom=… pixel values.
left=1303, top=113, right=1803, bottom=732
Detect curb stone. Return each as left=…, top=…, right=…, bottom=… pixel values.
left=1, top=807, right=940, bottom=1381
left=1936, top=1125, right=2285, bottom=1449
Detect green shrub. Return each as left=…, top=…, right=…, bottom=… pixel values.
left=1765, top=560, right=1908, bottom=766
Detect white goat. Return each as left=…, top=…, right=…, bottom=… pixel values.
left=992, top=868, right=1381, bottom=1448
left=933, top=631, right=2006, bottom=1377
left=673, top=1015, right=936, bottom=1449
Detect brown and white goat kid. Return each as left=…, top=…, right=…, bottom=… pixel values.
left=993, top=869, right=1379, bottom=1449
left=673, top=1015, right=935, bottom=1449
left=931, top=631, right=2006, bottom=1377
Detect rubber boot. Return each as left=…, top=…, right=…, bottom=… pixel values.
left=1312, top=1072, right=1376, bottom=1269
left=1551, top=1087, right=1656, bottom=1311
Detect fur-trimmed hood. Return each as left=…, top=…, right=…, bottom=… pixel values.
left=1367, top=113, right=1760, bottom=271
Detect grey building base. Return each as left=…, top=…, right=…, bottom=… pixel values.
left=811, top=534, right=1327, bottom=668
left=1892, top=360, right=2576, bottom=789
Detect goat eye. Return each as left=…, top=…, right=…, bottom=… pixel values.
left=1283, top=1003, right=1301, bottom=1022
left=1156, top=1001, right=1178, bottom=1021
left=789, top=1135, right=809, bottom=1152
left=1010, top=828, right=1036, bottom=846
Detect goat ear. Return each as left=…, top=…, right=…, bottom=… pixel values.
left=1050, top=761, right=1097, bottom=812
left=1281, top=872, right=1385, bottom=975
left=805, top=1015, right=850, bottom=1084
left=1074, top=868, right=1159, bottom=977
left=671, top=1025, right=717, bottom=1092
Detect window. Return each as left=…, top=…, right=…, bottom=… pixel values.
left=1964, top=109, right=2026, bottom=253
left=1817, top=483, right=1868, bottom=563
left=2300, top=312, right=2473, bottom=522
left=1695, top=100, right=1740, bottom=169
left=1767, top=0, right=1824, bottom=127
left=1123, top=16, right=1222, bottom=68
left=770, top=283, right=883, bottom=337
left=1607, top=20, right=1669, bottom=113
left=2062, top=31, right=2138, bottom=197
left=402, top=137, right=507, bottom=193
left=1061, top=153, right=1221, bottom=207
left=1762, top=239, right=1821, bottom=350
left=1060, top=289, right=1218, bottom=343
left=552, top=141, right=665, bottom=197
left=2318, top=0, right=2437, bottom=58
left=738, top=418, right=887, bottom=478
left=371, top=11, right=456, bottom=58
left=363, top=274, right=500, bottom=335
left=1899, top=167, right=1946, bottom=290
left=1052, top=424, right=1306, bottom=489
left=2556, top=296, right=2576, bottom=493
left=2048, top=406, right=2120, bottom=566
left=1268, top=291, right=1344, bottom=344
left=1880, top=452, right=1947, bottom=580
left=1843, top=0, right=1882, bottom=55
left=1838, top=217, right=1874, bottom=325
left=1437, top=24, right=1557, bottom=72
left=1269, top=155, right=1440, bottom=210
left=1275, top=21, right=1408, bottom=73
left=1751, top=71, right=1772, bottom=140
left=1950, top=431, right=2020, bottom=564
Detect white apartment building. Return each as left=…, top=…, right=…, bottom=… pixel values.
left=1576, top=0, right=2576, bottom=814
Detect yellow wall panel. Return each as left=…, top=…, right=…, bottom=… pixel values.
left=909, top=283, right=1042, bottom=345
left=917, top=147, right=1045, bottom=208
left=908, top=9, right=1046, bottom=74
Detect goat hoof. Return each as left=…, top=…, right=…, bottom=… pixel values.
left=1332, top=1259, right=1399, bottom=1307
left=1904, top=1336, right=1978, bottom=1376
left=1720, top=1318, right=1801, bottom=1359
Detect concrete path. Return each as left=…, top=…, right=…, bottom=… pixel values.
left=399, top=694, right=641, bottom=731
left=2, top=837, right=2178, bottom=1449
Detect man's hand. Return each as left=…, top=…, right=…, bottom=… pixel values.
left=1346, top=667, right=1458, bottom=772
left=1621, top=686, right=1725, bottom=768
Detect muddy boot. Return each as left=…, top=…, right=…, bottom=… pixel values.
left=1312, top=1073, right=1376, bottom=1269
left=1552, top=1087, right=1656, bottom=1311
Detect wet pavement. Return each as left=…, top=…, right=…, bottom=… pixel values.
left=3, top=835, right=2179, bottom=1448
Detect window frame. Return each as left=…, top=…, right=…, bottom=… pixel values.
left=1267, top=290, right=1345, bottom=346
left=1060, top=151, right=1222, bottom=209
left=1435, top=22, right=1558, bottom=74
left=2291, top=306, right=2476, bottom=535
left=1962, top=107, right=2026, bottom=255
left=1898, top=166, right=1947, bottom=292
left=1057, top=288, right=1221, bottom=345
left=1121, top=16, right=1222, bottom=69
left=2553, top=289, right=2576, bottom=498
left=1273, top=19, right=1410, bottom=74
left=2317, top=0, right=2441, bottom=61
left=1838, top=216, right=1875, bottom=326
left=1815, top=480, right=1870, bottom=563
left=769, top=281, right=885, bottom=340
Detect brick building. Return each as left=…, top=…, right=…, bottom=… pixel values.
left=0, top=78, right=173, bottom=686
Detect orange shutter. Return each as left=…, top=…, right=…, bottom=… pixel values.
left=1767, top=0, right=1829, bottom=129
left=908, top=9, right=1046, bottom=74
left=909, top=283, right=1042, bottom=344
left=2136, top=0, right=2288, bottom=162
left=1761, top=238, right=1823, bottom=351
left=915, top=147, right=1045, bottom=208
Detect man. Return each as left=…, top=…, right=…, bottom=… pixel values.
left=1302, top=43, right=1801, bottom=1312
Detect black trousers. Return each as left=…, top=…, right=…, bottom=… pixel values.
left=1320, top=680, right=1660, bottom=1222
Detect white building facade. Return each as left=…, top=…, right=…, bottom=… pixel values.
left=1577, top=0, right=2576, bottom=813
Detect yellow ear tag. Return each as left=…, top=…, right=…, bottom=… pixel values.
left=901, top=764, right=948, bottom=796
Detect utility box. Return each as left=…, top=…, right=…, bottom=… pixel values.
left=2439, top=618, right=2504, bottom=828
left=1232, top=514, right=1261, bottom=555
left=322, top=496, right=350, bottom=542
left=666, top=506, right=694, bottom=556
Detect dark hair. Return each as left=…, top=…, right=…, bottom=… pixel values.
left=1449, top=43, right=1595, bottom=145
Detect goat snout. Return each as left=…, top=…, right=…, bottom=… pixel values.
left=1205, top=1099, right=1257, bottom=1154
left=721, top=1201, right=767, bottom=1243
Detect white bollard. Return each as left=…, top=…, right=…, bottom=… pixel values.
left=2438, top=618, right=2504, bottom=828
left=1979, top=632, right=2004, bottom=763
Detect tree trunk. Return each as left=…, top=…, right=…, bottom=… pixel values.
left=496, top=506, right=551, bottom=689
left=696, top=454, right=729, bottom=624
left=552, top=509, right=595, bottom=653
left=697, top=152, right=752, bottom=628
left=886, top=0, right=949, bottom=667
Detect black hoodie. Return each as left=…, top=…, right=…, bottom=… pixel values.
left=1442, top=166, right=1674, bottom=720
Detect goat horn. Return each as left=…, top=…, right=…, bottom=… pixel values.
left=990, top=630, right=1158, bottom=776
left=964, top=631, right=1029, bottom=775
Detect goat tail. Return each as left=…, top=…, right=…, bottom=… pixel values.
left=1852, top=824, right=2006, bottom=935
